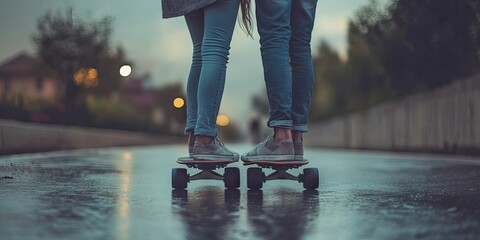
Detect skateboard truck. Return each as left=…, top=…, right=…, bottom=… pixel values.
left=265, top=170, right=299, bottom=181
left=189, top=170, right=223, bottom=181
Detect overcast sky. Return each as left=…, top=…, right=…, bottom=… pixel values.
left=0, top=0, right=388, bottom=130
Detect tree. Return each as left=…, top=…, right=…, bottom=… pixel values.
left=33, top=8, right=126, bottom=122
left=389, top=0, right=480, bottom=90
left=155, top=83, right=187, bottom=134
left=346, top=13, right=390, bottom=109
left=311, top=0, right=480, bottom=121
left=311, top=41, right=347, bottom=120
left=352, top=0, right=480, bottom=95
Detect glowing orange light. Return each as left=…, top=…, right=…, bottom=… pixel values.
left=87, top=68, right=98, bottom=80
left=216, top=115, right=229, bottom=127
left=73, top=68, right=86, bottom=85
left=73, top=68, right=99, bottom=88
left=173, top=97, right=185, bottom=108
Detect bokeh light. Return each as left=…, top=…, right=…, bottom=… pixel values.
left=73, top=68, right=86, bottom=85
left=216, top=115, right=229, bottom=127
left=123, top=152, right=132, bottom=160
left=73, top=68, right=99, bottom=88
left=173, top=97, right=185, bottom=108
left=87, top=68, right=97, bottom=80
left=119, top=65, right=132, bottom=77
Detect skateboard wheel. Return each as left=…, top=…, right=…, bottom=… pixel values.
left=247, top=168, right=264, bottom=189
left=172, top=168, right=188, bottom=189
left=224, top=167, right=240, bottom=189
left=302, top=168, right=319, bottom=190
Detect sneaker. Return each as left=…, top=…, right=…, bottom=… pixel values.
left=192, top=137, right=239, bottom=161
left=188, top=137, right=194, bottom=158
left=188, top=145, right=194, bottom=157
left=241, top=135, right=295, bottom=162
left=294, top=142, right=304, bottom=161
left=187, top=132, right=195, bottom=157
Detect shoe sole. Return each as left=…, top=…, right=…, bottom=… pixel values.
left=294, top=155, right=304, bottom=161
left=192, top=154, right=239, bottom=161
left=242, top=154, right=295, bottom=161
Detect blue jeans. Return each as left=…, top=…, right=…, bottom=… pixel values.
left=256, top=0, right=318, bottom=132
left=184, top=0, right=240, bottom=137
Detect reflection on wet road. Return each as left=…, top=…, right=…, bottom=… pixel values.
left=0, top=145, right=479, bottom=239
left=171, top=188, right=241, bottom=239
left=245, top=189, right=319, bottom=240
left=171, top=188, right=319, bottom=240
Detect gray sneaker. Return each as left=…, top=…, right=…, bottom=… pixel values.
left=294, top=142, right=303, bottom=161
left=188, top=145, right=194, bottom=157
left=241, top=135, right=295, bottom=162
left=187, top=132, right=195, bottom=157
left=192, top=138, right=239, bottom=161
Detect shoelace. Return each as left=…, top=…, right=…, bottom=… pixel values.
left=214, top=137, right=238, bottom=156
left=214, top=137, right=225, bottom=147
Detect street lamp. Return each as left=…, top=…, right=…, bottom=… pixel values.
left=119, top=65, right=132, bottom=77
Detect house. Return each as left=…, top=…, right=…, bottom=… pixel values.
left=0, top=52, right=60, bottom=102
left=111, top=74, right=186, bottom=131
left=115, top=75, right=157, bottom=110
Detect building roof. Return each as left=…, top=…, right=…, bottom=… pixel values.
left=118, top=75, right=157, bottom=109
left=0, top=52, right=36, bottom=76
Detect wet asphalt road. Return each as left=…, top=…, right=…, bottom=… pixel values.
left=0, top=144, right=479, bottom=240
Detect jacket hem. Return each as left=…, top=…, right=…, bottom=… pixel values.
left=162, top=0, right=217, bottom=19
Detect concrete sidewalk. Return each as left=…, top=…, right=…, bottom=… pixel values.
left=0, top=119, right=183, bottom=155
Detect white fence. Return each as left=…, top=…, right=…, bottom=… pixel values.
left=305, top=75, right=480, bottom=154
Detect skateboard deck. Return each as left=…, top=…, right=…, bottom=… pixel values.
left=177, top=157, right=237, bottom=170
left=177, top=157, right=236, bottom=165
left=243, top=160, right=309, bottom=166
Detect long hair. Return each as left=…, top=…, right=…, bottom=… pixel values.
left=240, top=0, right=254, bottom=38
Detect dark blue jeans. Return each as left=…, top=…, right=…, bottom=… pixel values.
left=256, top=0, right=318, bottom=132
left=184, top=0, right=240, bottom=137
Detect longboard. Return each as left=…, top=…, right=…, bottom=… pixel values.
left=243, top=160, right=309, bottom=166
left=172, top=157, right=239, bottom=189
left=242, top=159, right=318, bottom=190
left=177, top=157, right=237, bottom=165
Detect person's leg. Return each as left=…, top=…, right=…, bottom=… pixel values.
left=290, top=0, right=317, bottom=133
left=290, top=0, right=318, bottom=160
left=184, top=8, right=205, bottom=156
left=192, top=0, right=241, bottom=161
left=242, top=0, right=295, bottom=162
left=194, top=0, right=240, bottom=138
left=256, top=0, right=293, bottom=134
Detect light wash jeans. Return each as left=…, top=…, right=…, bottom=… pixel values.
left=256, top=0, right=318, bottom=132
left=184, top=0, right=240, bottom=137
